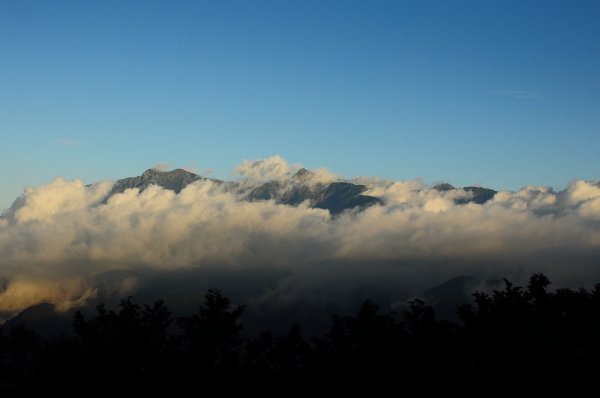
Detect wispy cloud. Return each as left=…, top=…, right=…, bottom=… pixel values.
left=61, top=138, right=80, bottom=148
left=152, top=162, right=170, bottom=171
left=182, top=163, right=200, bottom=174
left=491, top=90, right=541, bottom=99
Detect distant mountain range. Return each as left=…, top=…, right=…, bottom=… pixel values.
left=104, top=168, right=497, bottom=214
left=432, top=183, right=497, bottom=205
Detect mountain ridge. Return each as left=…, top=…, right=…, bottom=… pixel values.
left=106, top=168, right=383, bottom=214
left=104, top=168, right=497, bottom=214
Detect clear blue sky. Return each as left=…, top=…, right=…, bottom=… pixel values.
left=1, top=0, right=599, bottom=209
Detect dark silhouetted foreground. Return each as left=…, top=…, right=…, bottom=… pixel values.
left=1, top=276, right=600, bottom=396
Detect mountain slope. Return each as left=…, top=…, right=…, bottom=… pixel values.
left=103, top=169, right=496, bottom=214
left=432, top=183, right=497, bottom=204
left=106, top=168, right=382, bottom=215
left=105, top=168, right=217, bottom=199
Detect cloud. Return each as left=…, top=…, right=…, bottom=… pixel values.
left=182, top=162, right=214, bottom=177
left=61, top=138, right=80, bottom=148
left=152, top=162, right=170, bottom=171
left=305, top=167, right=338, bottom=185
left=181, top=163, right=201, bottom=175
left=491, top=90, right=541, bottom=99
left=234, top=155, right=299, bottom=181
left=0, top=156, right=599, bottom=322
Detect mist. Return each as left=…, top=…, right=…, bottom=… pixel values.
left=1, top=156, right=599, bottom=323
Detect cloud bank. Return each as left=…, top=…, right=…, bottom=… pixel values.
left=1, top=156, right=599, bottom=322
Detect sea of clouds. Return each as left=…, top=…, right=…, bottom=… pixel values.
left=1, top=156, right=599, bottom=323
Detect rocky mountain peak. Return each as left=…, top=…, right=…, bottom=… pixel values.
left=293, top=168, right=314, bottom=183
left=104, top=168, right=498, bottom=213
left=105, top=168, right=209, bottom=200
left=432, top=183, right=456, bottom=191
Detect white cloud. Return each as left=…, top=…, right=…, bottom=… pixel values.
left=61, top=138, right=80, bottom=148
left=0, top=157, right=599, bottom=319
left=234, top=155, right=299, bottom=181
left=152, top=162, right=170, bottom=171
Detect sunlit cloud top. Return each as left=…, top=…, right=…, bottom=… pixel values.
left=1, top=156, right=599, bottom=318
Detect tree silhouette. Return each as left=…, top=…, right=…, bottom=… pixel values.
left=404, top=297, right=436, bottom=336
left=3, top=273, right=600, bottom=395
left=174, top=288, right=245, bottom=394
left=177, top=288, right=245, bottom=366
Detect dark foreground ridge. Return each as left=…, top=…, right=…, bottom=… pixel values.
left=103, top=168, right=496, bottom=215
left=1, top=273, right=599, bottom=396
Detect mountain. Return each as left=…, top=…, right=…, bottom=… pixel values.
left=460, top=186, right=497, bottom=204
left=422, top=276, right=481, bottom=320
left=106, top=168, right=382, bottom=215
left=422, top=276, right=504, bottom=320
left=103, top=169, right=496, bottom=214
left=105, top=168, right=220, bottom=200
left=244, top=169, right=382, bottom=214
left=432, top=183, right=497, bottom=204
left=313, top=182, right=382, bottom=214
left=2, top=303, right=73, bottom=339
left=432, top=183, right=456, bottom=191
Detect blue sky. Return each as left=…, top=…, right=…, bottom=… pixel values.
left=1, top=0, right=599, bottom=210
